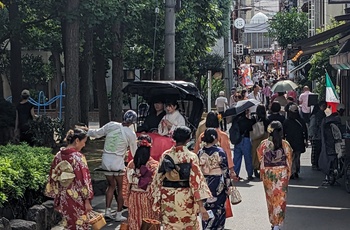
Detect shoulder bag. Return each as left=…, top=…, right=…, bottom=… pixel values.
left=250, top=118, right=265, bottom=140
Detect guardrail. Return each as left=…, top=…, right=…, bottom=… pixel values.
left=6, top=81, right=66, bottom=120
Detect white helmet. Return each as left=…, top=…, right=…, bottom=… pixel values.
left=123, top=110, right=137, bottom=124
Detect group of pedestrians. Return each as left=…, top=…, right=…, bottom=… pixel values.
left=43, top=78, right=347, bottom=230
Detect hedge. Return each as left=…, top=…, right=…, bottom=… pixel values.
left=0, top=143, right=53, bottom=207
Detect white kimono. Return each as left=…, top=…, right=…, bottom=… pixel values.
left=158, top=110, right=186, bottom=136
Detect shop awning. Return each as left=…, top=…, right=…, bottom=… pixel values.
left=294, top=23, right=350, bottom=47
left=302, top=40, right=339, bottom=56
left=289, top=58, right=312, bottom=74
left=330, top=51, right=350, bottom=70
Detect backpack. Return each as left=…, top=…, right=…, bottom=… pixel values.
left=229, top=117, right=242, bottom=145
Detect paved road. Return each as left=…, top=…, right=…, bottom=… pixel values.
left=90, top=146, right=350, bottom=230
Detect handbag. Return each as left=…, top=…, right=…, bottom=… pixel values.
left=228, top=186, right=242, bottom=205
left=225, top=198, right=233, bottom=218
left=88, top=211, right=106, bottom=230
left=140, top=218, right=161, bottom=230
left=250, top=120, right=265, bottom=140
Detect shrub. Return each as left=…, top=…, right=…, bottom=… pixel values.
left=0, top=98, right=16, bottom=145
left=0, top=143, right=53, bottom=208
left=28, top=115, right=65, bottom=147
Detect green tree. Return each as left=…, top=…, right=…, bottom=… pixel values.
left=268, top=8, right=308, bottom=48
left=307, top=21, right=342, bottom=98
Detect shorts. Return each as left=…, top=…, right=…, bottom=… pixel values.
left=101, top=153, right=125, bottom=176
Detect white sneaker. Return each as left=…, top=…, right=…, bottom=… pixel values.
left=115, top=212, right=127, bottom=222
left=104, top=209, right=114, bottom=219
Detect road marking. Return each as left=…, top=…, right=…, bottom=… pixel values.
left=287, top=204, right=350, bottom=210
left=288, top=185, right=321, bottom=189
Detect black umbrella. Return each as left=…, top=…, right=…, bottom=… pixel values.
left=224, top=99, right=261, bottom=117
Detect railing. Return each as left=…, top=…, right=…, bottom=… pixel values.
left=6, top=81, right=66, bottom=120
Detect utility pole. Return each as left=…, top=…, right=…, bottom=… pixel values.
left=164, top=0, right=176, bottom=80
left=225, top=2, right=234, bottom=97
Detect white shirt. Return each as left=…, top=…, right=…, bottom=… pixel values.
left=215, top=96, right=228, bottom=112
left=248, top=91, right=263, bottom=113
left=87, top=121, right=137, bottom=157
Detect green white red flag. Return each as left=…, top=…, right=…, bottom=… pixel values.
left=325, top=72, right=339, bottom=113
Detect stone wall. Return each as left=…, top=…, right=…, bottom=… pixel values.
left=0, top=180, right=105, bottom=230
left=0, top=200, right=61, bottom=230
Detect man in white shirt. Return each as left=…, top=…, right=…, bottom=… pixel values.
left=248, top=83, right=263, bottom=114
left=299, top=86, right=311, bottom=123
left=215, top=91, right=228, bottom=131
left=87, top=110, right=137, bottom=221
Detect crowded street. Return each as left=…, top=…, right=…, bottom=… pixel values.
left=88, top=142, right=350, bottom=230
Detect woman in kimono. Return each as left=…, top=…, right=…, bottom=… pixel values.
left=257, top=121, right=292, bottom=230
left=151, top=126, right=212, bottom=229
left=158, top=100, right=186, bottom=136
left=198, top=128, right=232, bottom=229
left=122, top=134, right=159, bottom=229
left=193, top=111, right=235, bottom=178
left=45, top=128, right=94, bottom=230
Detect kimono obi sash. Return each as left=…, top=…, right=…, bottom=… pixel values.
left=199, top=152, right=222, bottom=175
left=263, top=148, right=287, bottom=167
left=159, top=155, right=191, bottom=187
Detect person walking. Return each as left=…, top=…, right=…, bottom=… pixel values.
left=248, top=83, right=263, bottom=114
left=262, top=82, right=272, bottom=110
left=257, top=121, right=292, bottom=230
left=193, top=111, right=235, bottom=178
left=309, top=101, right=327, bottom=170
left=15, top=89, right=36, bottom=145
left=229, top=87, right=237, bottom=107
left=122, top=134, right=159, bottom=230
left=299, top=86, right=311, bottom=124
left=46, top=128, right=93, bottom=230
left=198, top=128, right=232, bottom=229
left=215, top=91, right=228, bottom=131
left=251, top=105, right=269, bottom=178
left=267, top=102, right=285, bottom=125
left=151, top=126, right=212, bottom=229
left=87, top=110, right=138, bottom=221
left=283, top=104, right=308, bottom=179
left=234, top=110, right=255, bottom=180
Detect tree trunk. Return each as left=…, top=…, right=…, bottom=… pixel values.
left=51, top=50, right=63, bottom=110
left=110, top=22, right=124, bottom=122
left=94, top=27, right=110, bottom=126
left=9, top=1, right=22, bottom=105
left=63, top=0, right=80, bottom=131
left=79, top=27, right=94, bottom=126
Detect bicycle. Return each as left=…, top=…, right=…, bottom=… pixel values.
left=327, top=140, right=350, bottom=193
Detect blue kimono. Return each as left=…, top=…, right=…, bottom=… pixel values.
left=198, top=145, right=231, bottom=230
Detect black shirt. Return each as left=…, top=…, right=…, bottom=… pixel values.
left=267, top=113, right=285, bottom=125
left=16, top=101, right=34, bottom=130
left=238, top=116, right=255, bottom=138
left=138, top=111, right=166, bottom=132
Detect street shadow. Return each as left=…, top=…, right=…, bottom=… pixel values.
left=284, top=165, right=350, bottom=229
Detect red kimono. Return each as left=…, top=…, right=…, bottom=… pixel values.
left=46, top=148, right=94, bottom=230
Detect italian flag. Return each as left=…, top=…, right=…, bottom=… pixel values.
left=325, top=72, right=339, bottom=113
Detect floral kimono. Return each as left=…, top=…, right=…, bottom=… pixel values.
left=158, top=110, right=186, bottom=136
left=151, top=146, right=212, bottom=230
left=257, top=139, right=292, bottom=227
left=198, top=145, right=232, bottom=230
left=45, top=148, right=94, bottom=230
left=122, top=157, right=159, bottom=230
